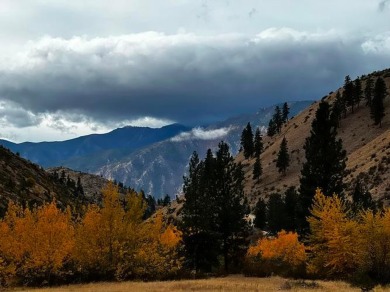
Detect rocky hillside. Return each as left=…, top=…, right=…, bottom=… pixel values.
left=46, top=166, right=129, bottom=204
left=0, top=146, right=91, bottom=215
left=239, top=69, right=390, bottom=205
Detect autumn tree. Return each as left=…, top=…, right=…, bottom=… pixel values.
left=245, top=230, right=306, bottom=277
left=0, top=201, right=75, bottom=285
left=307, top=189, right=359, bottom=278
left=276, top=137, right=290, bottom=175
left=73, top=183, right=147, bottom=279
left=297, top=101, right=347, bottom=234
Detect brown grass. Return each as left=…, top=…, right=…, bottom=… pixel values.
left=10, top=275, right=383, bottom=292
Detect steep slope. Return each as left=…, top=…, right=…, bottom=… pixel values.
left=239, top=69, right=390, bottom=205
left=0, top=124, right=190, bottom=168
left=46, top=166, right=130, bottom=204
left=97, top=101, right=312, bottom=198
left=0, top=146, right=91, bottom=215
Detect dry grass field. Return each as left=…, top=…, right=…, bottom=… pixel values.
left=11, top=275, right=390, bottom=292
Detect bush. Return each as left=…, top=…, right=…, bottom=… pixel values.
left=244, top=231, right=306, bottom=278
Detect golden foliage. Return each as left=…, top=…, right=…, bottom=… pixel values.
left=0, top=201, right=74, bottom=284
left=247, top=230, right=306, bottom=268
left=307, top=189, right=361, bottom=278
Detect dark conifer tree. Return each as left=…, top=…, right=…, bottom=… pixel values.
left=343, top=75, right=355, bottom=113
left=297, top=101, right=347, bottom=234
left=330, top=91, right=344, bottom=128
left=284, top=187, right=298, bottom=232
left=253, top=127, right=263, bottom=157
left=214, top=141, right=249, bottom=272
left=266, top=193, right=286, bottom=235
left=267, top=118, right=277, bottom=137
left=371, top=77, right=387, bottom=127
left=274, top=106, right=283, bottom=133
left=254, top=198, right=266, bottom=230
left=282, top=102, right=290, bottom=123
left=276, top=137, right=290, bottom=176
left=240, top=122, right=254, bottom=159
left=351, top=180, right=375, bottom=214
left=365, top=77, right=374, bottom=106
left=181, top=151, right=219, bottom=272
left=252, top=155, right=262, bottom=181
left=353, top=78, right=363, bottom=108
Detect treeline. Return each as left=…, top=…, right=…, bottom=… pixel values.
left=0, top=183, right=181, bottom=286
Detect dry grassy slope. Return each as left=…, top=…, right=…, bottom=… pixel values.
left=47, top=166, right=130, bottom=204
left=240, top=70, right=390, bottom=205
left=0, top=147, right=90, bottom=215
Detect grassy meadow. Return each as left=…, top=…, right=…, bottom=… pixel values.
left=12, top=275, right=389, bottom=292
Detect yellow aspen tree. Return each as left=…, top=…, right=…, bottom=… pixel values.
left=307, top=189, right=359, bottom=278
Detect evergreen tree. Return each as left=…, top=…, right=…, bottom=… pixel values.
left=181, top=144, right=249, bottom=273
left=351, top=180, right=375, bottom=214
left=253, top=198, right=266, bottom=230
left=252, top=155, right=262, bottom=181
left=330, top=91, right=344, bottom=128
left=214, top=142, right=249, bottom=272
left=365, top=77, right=374, bottom=106
left=284, top=187, right=298, bottom=232
left=297, top=101, right=347, bottom=234
left=282, top=102, right=290, bottom=123
left=370, top=77, right=387, bottom=127
left=253, top=128, right=263, bottom=157
left=274, top=106, right=283, bottom=133
left=276, top=137, right=290, bottom=176
left=267, top=118, right=277, bottom=137
left=76, top=176, right=84, bottom=196
left=240, top=122, right=254, bottom=159
left=353, top=78, right=363, bottom=108
left=181, top=152, right=219, bottom=272
left=266, top=193, right=286, bottom=235
left=343, top=75, right=355, bottom=113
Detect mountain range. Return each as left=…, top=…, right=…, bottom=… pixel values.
left=0, top=101, right=312, bottom=198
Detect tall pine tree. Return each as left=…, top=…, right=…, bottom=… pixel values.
left=276, top=137, right=290, bottom=176
left=343, top=75, right=355, bottom=113
left=253, top=127, right=263, bottom=157
left=240, top=122, right=254, bottom=159
left=370, top=77, right=387, bottom=127
left=282, top=102, right=290, bottom=123
left=181, top=151, right=219, bottom=272
left=365, top=77, right=374, bottom=106
left=297, top=101, right=347, bottom=234
left=252, top=155, right=262, bottom=181
left=254, top=198, right=266, bottom=230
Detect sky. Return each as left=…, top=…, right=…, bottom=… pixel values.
left=0, top=0, right=390, bottom=142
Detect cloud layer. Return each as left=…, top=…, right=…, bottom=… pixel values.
left=171, top=127, right=232, bottom=142
left=1, top=28, right=390, bottom=135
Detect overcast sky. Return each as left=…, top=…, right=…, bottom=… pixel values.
left=0, top=0, right=390, bottom=142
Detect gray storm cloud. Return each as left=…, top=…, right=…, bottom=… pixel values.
left=0, top=29, right=390, bottom=127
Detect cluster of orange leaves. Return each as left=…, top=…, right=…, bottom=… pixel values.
left=0, top=183, right=182, bottom=286
left=247, top=230, right=306, bottom=269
